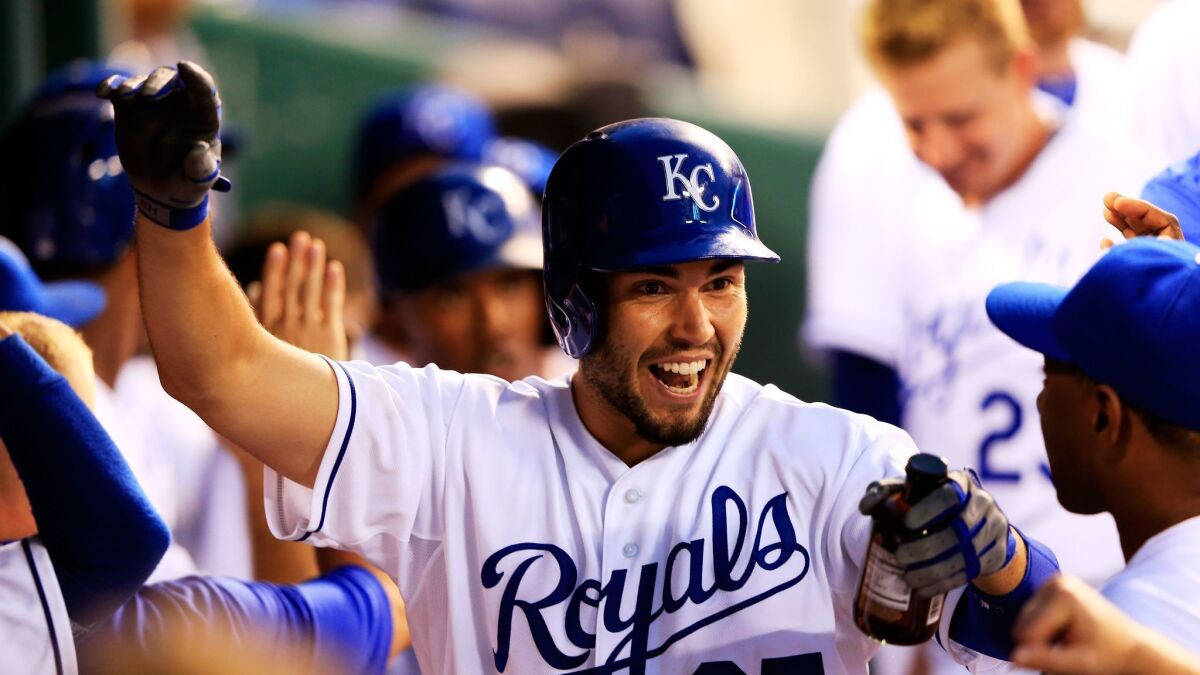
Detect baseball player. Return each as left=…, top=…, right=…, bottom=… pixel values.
left=805, top=0, right=1158, bottom=610
left=97, top=61, right=1060, bottom=673
left=1125, top=0, right=1200, bottom=166
left=987, top=237, right=1200, bottom=656
left=367, top=162, right=571, bottom=379
left=0, top=61, right=251, bottom=581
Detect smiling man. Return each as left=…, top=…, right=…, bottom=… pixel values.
left=97, top=64, right=1058, bottom=673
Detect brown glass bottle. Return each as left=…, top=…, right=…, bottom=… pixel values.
left=853, top=453, right=949, bottom=645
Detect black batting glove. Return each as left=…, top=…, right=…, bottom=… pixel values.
left=96, top=61, right=232, bottom=230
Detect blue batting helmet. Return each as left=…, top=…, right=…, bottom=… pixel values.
left=352, top=85, right=497, bottom=203
left=0, top=61, right=135, bottom=278
left=481, top=136, right=559, bottom=198
left=542, top=118, right=780, bottom=358
left=373, top=163, right=541, bottom=294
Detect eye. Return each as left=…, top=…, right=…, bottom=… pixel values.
left=708, top=277, right=733, bottom=291
left=635, top=280, right=667, bottom=296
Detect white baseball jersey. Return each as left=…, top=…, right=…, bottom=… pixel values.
left=1101, top=516, right=1200, bottom=655
left=806, top=100, right=1158, bottom=591
left=93, top=357, right=252, bottom=582
left=1126, top=0, right=1200, bottom=165
left=0, top=538, right=78, bottom=675
left=266, top=360, right=1012, bottom=674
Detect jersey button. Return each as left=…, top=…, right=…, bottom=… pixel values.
left=622, top=543, right=639, bottom=558
left=623, top=488, right=642, bottom=504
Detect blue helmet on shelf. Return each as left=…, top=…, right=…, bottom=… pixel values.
left=541, top=118, right=779, bottom=358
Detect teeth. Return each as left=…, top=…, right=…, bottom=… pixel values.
left=665, top=371, right=699, bottom=394
left=658, top=360, right=708, bottom=375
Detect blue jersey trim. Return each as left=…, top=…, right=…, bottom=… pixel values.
left=23, top=539, right=64, bottom=675
left=300, top=359, right=357, bottom=541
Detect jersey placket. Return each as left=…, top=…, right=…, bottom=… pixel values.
left=594, top=463, right=656, bottom=668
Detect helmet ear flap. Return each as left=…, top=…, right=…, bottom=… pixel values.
left=552, top=282, right=599, bottom=358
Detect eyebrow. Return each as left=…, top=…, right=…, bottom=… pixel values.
left=633, top=260, right=743, bottom=279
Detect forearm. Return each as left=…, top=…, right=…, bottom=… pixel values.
left=0, top=335, right=169, bottom=626
left=134, top=215, right=336, bottom=485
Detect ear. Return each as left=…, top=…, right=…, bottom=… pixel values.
left=1093, top=384, right=1128, bottom=462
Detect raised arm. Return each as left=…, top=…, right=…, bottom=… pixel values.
left=97, top=62, right=335, bottom=486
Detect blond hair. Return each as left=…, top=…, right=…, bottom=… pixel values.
left=0, top=312, right=92, bottom=374
left=861, top=0, right=1034, bottom=73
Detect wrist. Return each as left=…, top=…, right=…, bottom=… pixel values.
left=972, top=527, right=1026, bottom=595
left=134, top=191, right=210, bottom=231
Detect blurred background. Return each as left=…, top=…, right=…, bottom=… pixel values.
left=0, top=0, right=1166, bottom=399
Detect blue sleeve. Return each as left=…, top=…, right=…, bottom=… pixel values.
left=830, top=349, right=904, bottom=426
left=76, top=566, right=393, bottom=674
left=947, top=530, right=1060, bottom=660
left=0, top=334, right=169, bottom=627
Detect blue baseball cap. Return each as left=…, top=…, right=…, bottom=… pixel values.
left=986, top=238, right=1200, bottom=430
left=0, top=61, right=136, bottom=277
left=481, top=136, right=559, bottom=198
left=1141, top=150, right=1200, bottom=244
left=0, top=238, right=106, bottom=327
left=352, top=85, right=497, bottom=202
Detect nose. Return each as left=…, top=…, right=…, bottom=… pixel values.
left=912, top=122, right=963, bottom=173
left=475, top=287, right=509, bottom=339
left=669, top=290, right=715, bottom=347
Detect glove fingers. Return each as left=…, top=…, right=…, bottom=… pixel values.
left=903, top=478, right=968, bottom=530
left=177, top=61, right=218, bottom=108
left=115, top=73, right=148, bottom=97
left=96, top=75, right=125, bottom=98
left=916, top=572, right=968, bottom=598
left=905, top=555, right=964, bottom=588
left=140, top=66, right=179, bottom=99
left=858, top=477, right=904, bottom=515
left=895, top=528, right=959, bottom=566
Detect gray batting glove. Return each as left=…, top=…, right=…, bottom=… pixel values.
left=96, top=61, right=231, bottom=230
left=896, top=469, right=1014, bottom=597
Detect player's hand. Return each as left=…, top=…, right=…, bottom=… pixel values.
left=1011, top=575, right=1200, bottom=675
left=96, top=61, right=232, bottom=229
left=862, top=469, right=1013, bottom=598
left=1101, top=191, right=1184, bottom=250
left=247, top=231, right=349, bottom=360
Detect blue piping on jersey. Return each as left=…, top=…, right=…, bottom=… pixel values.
left=23, top=539, right=64, bottom=675
left=300, top=360, right=358, bottom=541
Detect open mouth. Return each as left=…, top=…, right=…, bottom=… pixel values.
left=649, top=359, right=709, bottom=396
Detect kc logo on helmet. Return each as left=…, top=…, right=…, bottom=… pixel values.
left=658, top=154, right=720, bottom=212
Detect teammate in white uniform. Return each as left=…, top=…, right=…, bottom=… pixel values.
left=1125, top=0, right=1200, bottom=165
left=99, top=60, right=1063, bottom=674
left=806, top=0, right=1159, bottom=590
left=988, top=236, right=1200, bottom=657
left=0, top=61, right=252, bottom=582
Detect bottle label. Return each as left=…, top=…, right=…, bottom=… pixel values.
left=926, top=592, right=944, bottom=625
left=864, top=542, right=910, bottom=611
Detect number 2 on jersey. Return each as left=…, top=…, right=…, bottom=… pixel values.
left=977, top=390, right=1051, bottom=483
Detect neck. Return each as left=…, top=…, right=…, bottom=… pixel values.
left=1035, top=39, right=1074, bottom=81
left=977, top=102, right=1051, bottom=204
left=571, top=376, right=665, bottom=467
left=1109, top=459, right=1200, bottom=560
left=83, top=256, right=141, bottom=387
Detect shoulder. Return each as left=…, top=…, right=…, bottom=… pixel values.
left=717, top=374, right=915, bottom=468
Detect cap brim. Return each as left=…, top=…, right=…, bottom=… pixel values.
left=985, top=281, right=1072, bottom=362
left=596, top=229, right=781, bottom=271
left=39, top=281, right=107, bottom=327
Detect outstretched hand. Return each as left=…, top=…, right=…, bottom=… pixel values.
left=97, top=61, right=231, bottom=229
left=246, top=231, right=349, bottom=360
left=1101, top=191, right=1185, bottom=250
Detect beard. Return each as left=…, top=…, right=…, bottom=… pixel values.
left=580, top=336, right=738, bottom=447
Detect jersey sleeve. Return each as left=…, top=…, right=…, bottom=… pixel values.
left=828, top=416, right=1014, bottom=672
left=74, top=567, right=392, bottom=674
left=264, top=358, right=469, bottom=565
